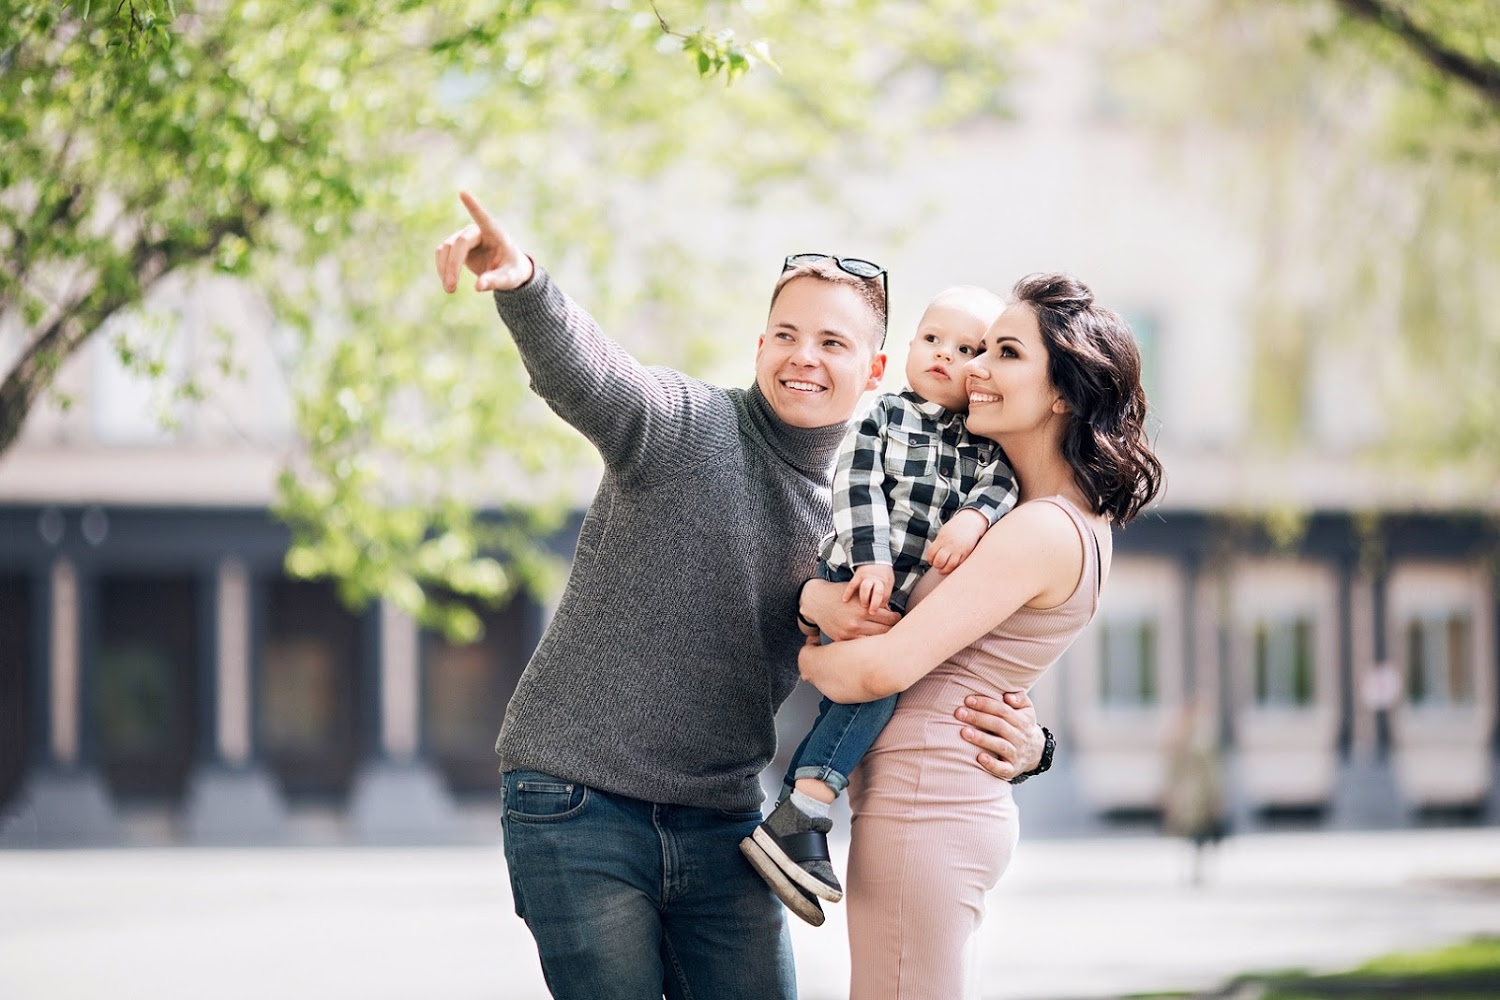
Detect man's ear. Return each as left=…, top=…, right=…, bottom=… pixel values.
left=865, top=351, right=888, bottom=391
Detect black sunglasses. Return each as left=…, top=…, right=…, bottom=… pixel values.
left=782, top=253, right=889, bottom=349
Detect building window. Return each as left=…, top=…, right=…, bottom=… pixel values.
left=1404, top=612, right=1474, bottom=707
left=261, top=637, right=342, bottom=753
left=1121, top=311, right=1161, bottom=417
left=92, top=312, right=190, bottom=444
left=1252, top=616, right=1316, bottom=707
left=1098, top=616, right=1159, bottom=707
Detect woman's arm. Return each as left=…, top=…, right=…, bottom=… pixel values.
left=798, top=499, right=1086, bottom=702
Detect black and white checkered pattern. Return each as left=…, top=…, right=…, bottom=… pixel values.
left=819, top=390, right=1020, bottom=606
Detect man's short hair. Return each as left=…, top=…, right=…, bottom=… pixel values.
left=769, top=258, right=887, bottom=352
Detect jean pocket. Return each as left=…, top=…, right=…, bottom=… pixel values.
left=504, top=770, right=589, bottom=823
left=716, top=807, right=765, bottom=826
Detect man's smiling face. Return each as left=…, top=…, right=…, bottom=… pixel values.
left=755, top=276, right=886, bottom=428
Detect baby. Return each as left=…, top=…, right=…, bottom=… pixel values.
left=741, top=285, right=1020, bottom=925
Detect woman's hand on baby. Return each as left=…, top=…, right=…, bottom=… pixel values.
left=435, top=191, right=535, bottom=293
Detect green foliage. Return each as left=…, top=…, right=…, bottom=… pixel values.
left=1, top=0, right=1048, bottom=638
left=1250, top=935, right=1500, bottom=999
left=1124, top=936, right=1500, bottom=999
left=650, top=2, right=780, bottom=82
left=1354, top=935, right=1500, bottom=977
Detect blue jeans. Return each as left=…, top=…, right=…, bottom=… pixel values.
left=782, top=693, right=898, bottom=799
left=501, top=769, right=796, bottom=1000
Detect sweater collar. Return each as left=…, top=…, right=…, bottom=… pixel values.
left=745, top=382, right=847, bottom=478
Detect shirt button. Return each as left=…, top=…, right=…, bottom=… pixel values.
left=942, top=465, right=952, bottom=476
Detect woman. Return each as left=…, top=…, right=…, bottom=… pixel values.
left=797, top=272, right=1163, bottom=999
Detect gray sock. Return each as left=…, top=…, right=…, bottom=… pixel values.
left=790, top=789, right=832, bottom=819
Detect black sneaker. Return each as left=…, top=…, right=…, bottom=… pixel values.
left=739, top=836, right=825, bottom=926
left=749, top=798, right=843, bottom=902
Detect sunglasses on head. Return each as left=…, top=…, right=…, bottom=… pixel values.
left=782, top=253, right=889, bottom=349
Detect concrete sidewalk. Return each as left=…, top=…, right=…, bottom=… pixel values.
left=0, top=828, right=1497, bottom=1000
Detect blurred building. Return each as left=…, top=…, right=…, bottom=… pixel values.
left=2, top=41, right=1496, bottom=846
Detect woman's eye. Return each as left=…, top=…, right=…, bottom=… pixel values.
left=1001, top=346, right=1018, bottom=358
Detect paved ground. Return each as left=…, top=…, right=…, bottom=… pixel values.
left=1, top=827, right=1498, bottom=1000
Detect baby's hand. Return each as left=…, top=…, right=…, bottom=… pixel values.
left=928, top=509, right=989, bottom=573
left=843, top=563, right=896, bottom=613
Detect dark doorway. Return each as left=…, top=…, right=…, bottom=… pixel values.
left=0, top=574, right=30, bottom=810
left=260, top=579, right=363, bottom=801
left=94, top=575, right=200, bottom=802
left=423, top=594, right=536, bottom=796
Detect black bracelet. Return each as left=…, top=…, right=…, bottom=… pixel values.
left=795, top=577, right=819, bottom=631
left=1008, top=726, right=1055, bottom=785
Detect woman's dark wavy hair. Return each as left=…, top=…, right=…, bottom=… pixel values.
left=1012, top=272, right=1164, bottom=524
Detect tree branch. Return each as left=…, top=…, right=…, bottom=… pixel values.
left=0, top=205, right=266, bottom=452
left=0, top=297, right=109, bottom=454
left=1331, top=0, right=1500, bottom=108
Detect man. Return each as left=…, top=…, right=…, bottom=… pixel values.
left=434, top=191, right=1045, bottom=999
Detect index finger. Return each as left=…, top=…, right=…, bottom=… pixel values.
left=459, top=190, right=501, bottom=238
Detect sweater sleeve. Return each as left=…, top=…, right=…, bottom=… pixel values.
left=492, top=267, right=737, bottom=478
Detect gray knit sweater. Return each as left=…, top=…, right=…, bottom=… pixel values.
left=492, top=268, right=847, bottom=812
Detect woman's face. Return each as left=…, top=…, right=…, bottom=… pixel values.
left=962, top=302, right=1065, bottom=441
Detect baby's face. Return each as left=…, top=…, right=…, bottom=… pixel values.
left=904, top=302, right=988, bottom=412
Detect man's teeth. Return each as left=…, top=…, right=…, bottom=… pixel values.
left=785, top=380, right=824, bottom=392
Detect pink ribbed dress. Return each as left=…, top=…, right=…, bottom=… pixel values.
left=845, top=497, right=1106, bottom=1000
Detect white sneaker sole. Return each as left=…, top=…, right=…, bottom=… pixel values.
left=739, top=836, right=826, bottom=927
left=750, top=826, right=844, bottom=903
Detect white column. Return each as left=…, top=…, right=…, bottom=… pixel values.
left=379, top=602, right=420, bottom=762
left=349, top=602, right=454, bottom=842
left=1191, top=563, right=1224, bottom=739
left=49, top=558, right=79, bottom=765
left=216, top=559, right=252, bottom=765
left=1347, top=572, right=1378, bottom=755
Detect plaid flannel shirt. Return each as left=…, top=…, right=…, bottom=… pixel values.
left=819, top=389, right=1020, bottom=607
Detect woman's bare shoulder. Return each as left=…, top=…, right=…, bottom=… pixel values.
left=972, top=498, right=1090, bottom=605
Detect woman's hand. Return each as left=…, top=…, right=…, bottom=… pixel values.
left=799, top=577, right=900, bottom=641
left=955, top=690, right=1045, bottom=780
left=435, top=191, right=535, bottom=293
